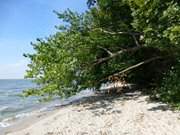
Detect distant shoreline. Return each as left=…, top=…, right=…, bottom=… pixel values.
left=0, top=79, right=34, bottom=80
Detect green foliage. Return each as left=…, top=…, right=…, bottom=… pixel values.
left=24, top=0, right=180, bottom=102
left=126, top=47, right=173, bottom=86
left=24, top=0, right=135, bottom=98
left=154, top=60, right=180, bottom=107
left=128, top=0, right=180, bottom=48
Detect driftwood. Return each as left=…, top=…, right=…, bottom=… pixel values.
left=97, top=82, right=137, bottom=95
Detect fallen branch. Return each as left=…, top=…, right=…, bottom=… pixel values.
left=101, top=56, right=163, bottom=82
left=93, top=46, right=142, bottom=66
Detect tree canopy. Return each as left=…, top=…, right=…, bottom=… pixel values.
left=24, top=0, right=180, bottom=102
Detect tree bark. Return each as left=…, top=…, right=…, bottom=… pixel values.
left=101, top=56, right=163, bottom=82
left=93, top=28, right=143, bottom=36
left=93, top=46, right=142, bottom=66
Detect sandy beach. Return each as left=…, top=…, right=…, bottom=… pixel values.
left=2, top=91, right=180, bottom=135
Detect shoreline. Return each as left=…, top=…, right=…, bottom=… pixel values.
left=1, top=109, right=59, bottom=135
left=2, top=91, right=180, bottom=135
left=0, top=89, right=95, bottom=135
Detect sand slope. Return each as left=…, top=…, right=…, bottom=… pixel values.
left=5, top=91, right=180, bottom=135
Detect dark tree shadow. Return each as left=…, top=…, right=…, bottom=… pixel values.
left=57, top=89, right=142, bottom=116
left=144, top=95, right=173, bottom=112
left=147, top=104, right=170, bottom=111
left=55, top=88, right=173, bottom=116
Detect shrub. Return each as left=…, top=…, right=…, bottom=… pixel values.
left=155, top=60, right=180, bottom=107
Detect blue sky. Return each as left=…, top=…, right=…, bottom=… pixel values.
left=0, top=0, right=87, bottom=79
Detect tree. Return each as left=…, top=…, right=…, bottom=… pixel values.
left=24, top=0, right=180, bottom=100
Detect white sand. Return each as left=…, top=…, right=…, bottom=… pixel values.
left=3, top=91, right=180, bottom=135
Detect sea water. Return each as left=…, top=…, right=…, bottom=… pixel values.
left=0, top=79, right=94, bottom=129
left=0, top=79, right=44, bottom=128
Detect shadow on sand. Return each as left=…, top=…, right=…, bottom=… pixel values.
left=56, top=88, right=173, bottom=116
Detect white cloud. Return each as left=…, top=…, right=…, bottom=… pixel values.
left=0, top=59, right=29, bottom=79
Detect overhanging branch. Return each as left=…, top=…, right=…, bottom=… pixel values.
left=132, top=34, right=141, bottom=47
left=93, top=46, right=142, bottom=66
left=93, top=28, right=143, bottom=36
left=93, top=28, right=142, bottom=47
left=97, top=46, right=113, bottom=56
left=101, top=56, right=163, bottom=82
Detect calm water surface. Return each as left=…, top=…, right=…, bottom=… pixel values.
left=0, top=79, right=94, bottom=128
left=0, top=79, right=43, bottom=126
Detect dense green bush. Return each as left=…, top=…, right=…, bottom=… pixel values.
left=125, top=47, right=174, bottom=86
left=155, top=60, right=180, bottom=107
